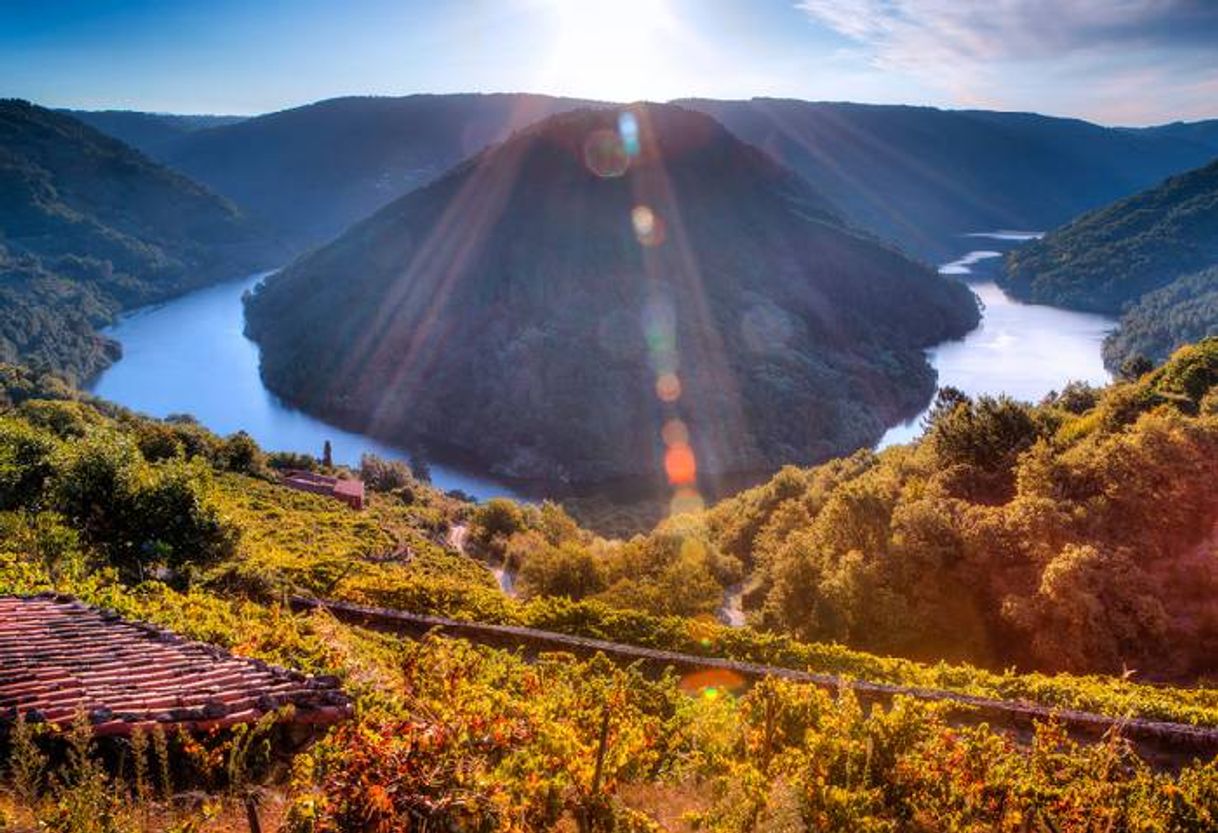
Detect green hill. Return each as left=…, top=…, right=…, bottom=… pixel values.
left=1002, top=158, right=1218, bottom=313
left=0, top=100, right=283, bottom=381
left=246, top=104, right=979, bottom=488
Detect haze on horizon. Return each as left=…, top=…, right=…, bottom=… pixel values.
left=3, top=0, right=1217, bottom=126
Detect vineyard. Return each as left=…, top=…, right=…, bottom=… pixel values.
left=2, top=353, right=1218, bottom=830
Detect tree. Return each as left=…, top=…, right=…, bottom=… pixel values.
left=222, top=431, right=265, bottom=475
left=1119, top=353, right=1154, bottom=381
left=468, top=498, right=528, bottom=556
left=360, top=453, right=415, bottom=492
left=517, top=540, right=607, bottom=600
left=409, top=449, right=431, bottom=483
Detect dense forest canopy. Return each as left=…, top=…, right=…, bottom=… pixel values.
left=246, top=104, right=979, bottom=488
left=672, top=339, right=1218, bottom=678
left=1105, top=266, right=1218, bottom=369
left=1003, top=158, right=1218, bottom=314
left=0, top=100, right=283, bottom=381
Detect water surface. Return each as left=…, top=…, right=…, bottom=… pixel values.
left=90, top=273, right=522, bottom=499
left=879, top=236, right=1115, bottom=447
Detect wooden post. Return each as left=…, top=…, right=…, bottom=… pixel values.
left=762, top=682, right=776, bottom=770
left=244, top=793, right=262, bottom=833
left=591, top=701, right=611, bottom=794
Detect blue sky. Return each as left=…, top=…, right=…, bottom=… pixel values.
left=2, top=0, right=1216, bottom=125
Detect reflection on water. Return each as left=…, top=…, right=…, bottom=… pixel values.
left=879, top=234, right=1115, bottom=447
left=90, top=273, right=522, bottom=500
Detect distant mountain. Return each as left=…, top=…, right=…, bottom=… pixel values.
left=1002, top=158, right=1218, bottom=314
left=246, top=104, right=979, bottom=487
left=1103, top=266, right=1218, bottom=369
left=158, top=94, right=601, bottom=250
left=63, top=109, right=246, bottom=159
left=0, top=100, right=282, bottom=380
left=677, top=99, right=1217, bottom=260
left=1124, top=119, right=1218, bottom=154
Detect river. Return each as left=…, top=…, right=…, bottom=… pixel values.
left=90, top=232, right=1116, bottom=497
left=89, top=273, right=522, bottom=499
left=878, top=232, right=1115, bottom=447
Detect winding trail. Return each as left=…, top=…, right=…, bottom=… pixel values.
left=291, top=595, right=1218, bottom=768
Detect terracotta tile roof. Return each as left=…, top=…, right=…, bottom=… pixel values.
left=0, top=594, right=351, bottom=737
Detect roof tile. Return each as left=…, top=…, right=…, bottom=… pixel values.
left=0, top=594, right=351, bottom=737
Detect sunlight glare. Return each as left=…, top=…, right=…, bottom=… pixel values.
left=545, top=0, right=678, bottom=102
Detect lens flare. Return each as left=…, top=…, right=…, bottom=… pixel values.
left=678, top=668, right=747, bottom=697
left=665, top=442, right=697, bottom=484
left=619, top=111, right=641, bottom=158
left=583, top=129, right=630, bottom=178
left=661, top=418, right=688, bottom=446
left=631, top=204, right=666, bottom=247
left=655, top=372, right=681, bottom=402
left=670, top=486, right=704, bottom=515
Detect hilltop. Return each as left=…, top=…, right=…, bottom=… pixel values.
left=63, top=108, right=246, bottom=157
left=0, top=100, right=283, bottom=380
left=246, top=103, right=979, bottom=488
left=74, top=96, right=1218, bottom=261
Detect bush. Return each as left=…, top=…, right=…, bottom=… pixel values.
left=359, top=453, right=415, bottom=493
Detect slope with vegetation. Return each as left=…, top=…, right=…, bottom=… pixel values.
left=421, top=342, right=1218, bottom=683
left=2, top=360, right=1218, bottom=831
left=1003, top=158, right=1218, bottom=314
left=656, top=340, right=1218, bottom=681
left=246, top=103, right=979, bottom=488
left=681, top=98, right=1218, bottom=260
left=0, top=100, right=282, bottom=381
left=1104, top=266, right=1218, bottom=369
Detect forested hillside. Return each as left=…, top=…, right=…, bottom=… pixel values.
left=1105, top=266, right=1218, bottom=368
left=680, top=98, right=1218, bottom=260
left=158, top=93, right=599, bottom=249
left=686, top=340, right=1218, bottom=678
left=1003, top=158, right=1218, bottom=313
left=246, top=104, right=979, bottom=487
left=0, top=100, right=282, bottom=381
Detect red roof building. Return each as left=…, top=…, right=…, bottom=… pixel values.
left=0, top=594, right=351, bottom=737
left=280, top=469, right=366, bottom=510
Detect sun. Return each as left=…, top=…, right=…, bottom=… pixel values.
left=544, top=0, right=680, bottom=102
